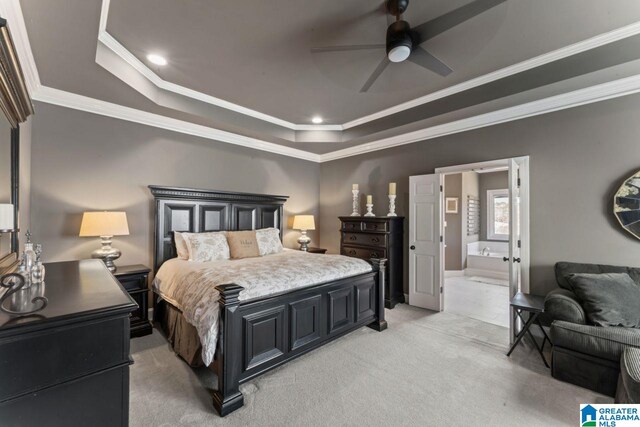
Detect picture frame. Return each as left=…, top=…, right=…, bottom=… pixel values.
left=445, top=197, right=459, bottom=214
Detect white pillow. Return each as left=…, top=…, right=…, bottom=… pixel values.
left=174, top=231, right=189, bottom=259
left=184, top=232, right=230, bottom=262
left=256, top=228, right=284, bottom=256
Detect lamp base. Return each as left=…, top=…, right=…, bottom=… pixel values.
left=297, top=230, right=311, bottom=252
left=91, top=235, right=121, bottom=273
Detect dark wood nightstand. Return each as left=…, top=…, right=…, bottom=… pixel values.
left=113, top=264, right=153, bottom=337
left=306, top=247, right=327, bottom=254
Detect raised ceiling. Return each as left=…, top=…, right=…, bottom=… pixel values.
left=13, top=0, right=640, bottom=161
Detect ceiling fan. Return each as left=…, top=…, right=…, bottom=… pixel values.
left=311, top=0, right=507, bottom=92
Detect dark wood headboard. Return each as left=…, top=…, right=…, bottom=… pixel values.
left=149, top=185, right=289, bottom=272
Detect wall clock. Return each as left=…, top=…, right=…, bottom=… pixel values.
left=614, top=170, right=640, bottom=240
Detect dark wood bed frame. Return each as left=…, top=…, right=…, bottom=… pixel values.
left=149, top=185, right=387, bottom=416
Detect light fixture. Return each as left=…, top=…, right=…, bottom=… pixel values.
left=147, top=53, right=168, bottom=66
left=79, top=211, right=130, bottom=272
left=292, top=215, right=316, bottom=252
left=311, top=116, right=323, bottom=124
left=386, top=21, right=412, bottom=63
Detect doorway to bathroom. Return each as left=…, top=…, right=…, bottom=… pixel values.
left=407, top=157, right=530, bottom=338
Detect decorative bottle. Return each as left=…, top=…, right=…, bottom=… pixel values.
left=31, top=244, right=45, bottom=285
left=16, top=256, right=30, bottom=288
left=23, top=231, right=36, bottom=283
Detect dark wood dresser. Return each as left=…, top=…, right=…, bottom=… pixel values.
left=0, top=259, right=137, bottom=426
left=114, top=264, right=152, bottom=337
left=339, top=216, right=404, bottom=308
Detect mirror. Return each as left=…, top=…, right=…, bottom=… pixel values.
left=0, top=115, right=11, bottom=261
left=614, top=170, right=640, bottom=240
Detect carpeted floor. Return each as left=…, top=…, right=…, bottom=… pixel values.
left=130, top=304, right=611, bottom=426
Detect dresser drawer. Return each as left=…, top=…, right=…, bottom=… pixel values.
left=117, top=273, right=148, bottom=292
left=341, top=221, right=363, bottom=232
left=341, top=245, right=387, bottom=260
left=362, top=221, right=388, bottom=232
left=0, top=316, right=129, bottom=402
left=342, top=232, right=387, bottom=248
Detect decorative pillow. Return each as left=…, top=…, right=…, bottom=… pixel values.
left=567, top=273, right=640, bottom=328
left=174, top=231, right=189, bottom=259
left=184, top=232, right=230, bottom=262
left=226, top=230, right=260, bottom=259
left=256, top=228, right=283, bottom=256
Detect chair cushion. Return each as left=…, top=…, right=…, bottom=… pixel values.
left=568, top=273, right=640, bottom=328
left=555, top=262, right=640, bottom=291
left=551, top=320, right=640, bottom=362
left=620, top=347, right=640, bottom=403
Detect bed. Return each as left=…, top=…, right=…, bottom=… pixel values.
left=149, top=185, right=387, bottom=416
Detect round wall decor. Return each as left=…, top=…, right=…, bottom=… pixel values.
left=614, top=170, right=640, bottom=240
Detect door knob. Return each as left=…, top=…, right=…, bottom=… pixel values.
left=503, top=257, right=509, bottom=262
left=513, top=257, right=521, bottom=263
left=410, top=245, right=416, bottom=250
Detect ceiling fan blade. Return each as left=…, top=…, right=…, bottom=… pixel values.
left=310, top=44, right=385, bottom=53
left=360, top=56, right=390, bottom=93
left=408, top=46, right=453, bottom=77
left=412, top=0, right=507, bottom=43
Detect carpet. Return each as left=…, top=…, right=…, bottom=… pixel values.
left=130, top=304, right=610, bottom=426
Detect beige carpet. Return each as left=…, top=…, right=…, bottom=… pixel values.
left=130, top=304, right=611, bottom=426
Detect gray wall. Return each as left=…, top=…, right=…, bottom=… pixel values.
left=479, top=171, right=509, bottom=241
left=319, top=93, right=640, bottom=296
left=444, top=173, right=462, bottom=271
left=29, top=103, right=320, bottom=269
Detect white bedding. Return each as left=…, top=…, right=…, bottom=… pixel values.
left=153, top=249, right=372, bottom=365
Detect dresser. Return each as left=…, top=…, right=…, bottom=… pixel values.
left=114, top=264, right=153, bottom=337
left=0, top=260, right=137, bottom=426
left=339, top=216, right=404, bottom=308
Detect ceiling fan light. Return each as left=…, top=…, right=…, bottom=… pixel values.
left=388, top=45, right=411, bottom=63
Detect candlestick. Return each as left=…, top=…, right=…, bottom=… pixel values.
left=364, top=203, right=375, bottom=217
left=389, top=182, right=396, bottom=196
left=350, top=189, right=360, bottom=216
left=387, top=195, right=397, bottom=217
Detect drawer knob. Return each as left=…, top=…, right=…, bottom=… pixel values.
left=371, top=237, right=380, bottom=243
left=349, top=235, right=357, bottom=241
left=349, top=250, right=356, bottom=255
left=371, top=252, right=379, bottom=257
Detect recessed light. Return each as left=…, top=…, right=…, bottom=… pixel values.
left=311, top=116, right=323, bottom=124
left=147, top=53, right=167, bottom=66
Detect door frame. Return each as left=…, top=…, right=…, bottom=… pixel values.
left=435, top=156, right=531, bottom=315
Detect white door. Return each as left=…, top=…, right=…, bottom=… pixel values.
left=508, top=159, right=522, bottom=337
left=408, top=174, right=442, bottom=310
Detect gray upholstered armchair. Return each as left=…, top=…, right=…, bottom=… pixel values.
left=545, top=262, right=640, bottom=397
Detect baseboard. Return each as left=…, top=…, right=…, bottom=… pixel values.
left=444, top=270, right=464, bottom=278
left=464, top=268, right=509, bottom=281
left=404, top=293, right=409, bottom=304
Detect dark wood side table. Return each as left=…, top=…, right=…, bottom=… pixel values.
left=113, top=264, right=153, bottom=337
left=506, top=292, right=551, bottom=368
left=305, top=247, right=327, bottom=254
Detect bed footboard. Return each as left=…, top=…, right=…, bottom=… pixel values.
left=212, top=258, right=387, bottom=417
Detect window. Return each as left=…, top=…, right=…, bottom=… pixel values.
left=487, top=189, right=509, bottom=241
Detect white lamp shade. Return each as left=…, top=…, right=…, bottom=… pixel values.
left=292, top=215, right=315, bottom=231
left=79, top=211, right=130, bottom=237
left=0, top=204, right=14, bottom=230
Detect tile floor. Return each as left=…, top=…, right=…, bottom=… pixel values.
left=444, top=275, right=510, bottom=327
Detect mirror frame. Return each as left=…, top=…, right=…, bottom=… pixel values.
left=0, top=126, right=19, bottom=274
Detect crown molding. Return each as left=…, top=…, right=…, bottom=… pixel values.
left=319, top=73, right=640, bottom=162
left=0, top=0, right=41, bottom=94
left=32, top=85, right=321, bottom=162
left=97, top=0, right=640, bottom=132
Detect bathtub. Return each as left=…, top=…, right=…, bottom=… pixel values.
left=465, top=241, right=509, bottom=281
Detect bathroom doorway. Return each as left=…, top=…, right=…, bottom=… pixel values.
left=407, top=157, right=530, bottom=337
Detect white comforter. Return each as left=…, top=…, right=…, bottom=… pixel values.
left=153, top=250, right=372, bottom=365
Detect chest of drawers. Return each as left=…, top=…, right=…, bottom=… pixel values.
left=339, top=217, right=404, bottom=308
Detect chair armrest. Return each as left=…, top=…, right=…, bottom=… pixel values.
left=544, top=288, right=586, bottom=325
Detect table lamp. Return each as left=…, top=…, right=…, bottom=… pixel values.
left=79, top=211, right=129, bottom=272
left=0, top=204, right=14, bottom=232
left=292, top=215, right=315, bottom=252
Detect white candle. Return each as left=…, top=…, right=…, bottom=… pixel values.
left=352, top=184, right=359, bottom=191
left=367, top=195, right=372, bottom=204
left=389, top=182, right=396, bottom=196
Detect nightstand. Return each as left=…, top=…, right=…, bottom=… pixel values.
left=113, top=264, right=153, bottom=337
left=306, top=247, right=327, bottom=254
